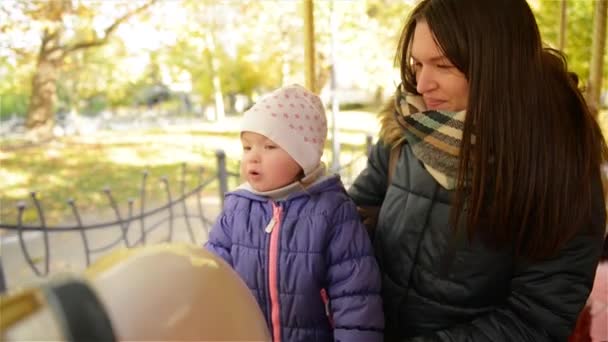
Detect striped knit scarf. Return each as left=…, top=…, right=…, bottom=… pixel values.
left=394, top=85, right=467, bottom=190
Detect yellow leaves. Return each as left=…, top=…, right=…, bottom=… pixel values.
left=22, top=1, right=97, bottom=22
left=25, top=0, right=72, bottom=22
left=73, top=4, right=95, bottom=20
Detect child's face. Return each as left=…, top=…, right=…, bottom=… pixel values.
left=240, top=132, right=303, bottom=192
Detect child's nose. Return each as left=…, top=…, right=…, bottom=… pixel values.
left=246, top=150, right=260, bottom=163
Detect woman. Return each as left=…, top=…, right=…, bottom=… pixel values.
left=349, top=0, right=607, bottom=341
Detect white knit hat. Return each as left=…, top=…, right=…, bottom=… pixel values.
left=240, top=84, right=327, bottom=175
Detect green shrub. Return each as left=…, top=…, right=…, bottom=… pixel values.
left=0, top=93, right=29, bottom=120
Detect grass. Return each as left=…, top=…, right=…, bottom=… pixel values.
left=0, top=123, right=372, bottom=226
left=0, top=134, right=242, bottom=226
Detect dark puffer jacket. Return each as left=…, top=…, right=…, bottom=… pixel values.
left=349, top=141, right=606, bottom=342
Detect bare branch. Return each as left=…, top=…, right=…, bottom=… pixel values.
left=62, top=0, right=157, bottom=55
left=8, top=47, right=33, bottom=59
left=41, top=28, right=60, bottom=49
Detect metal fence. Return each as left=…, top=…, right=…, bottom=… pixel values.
left=0, top=135, right=373, bottom=292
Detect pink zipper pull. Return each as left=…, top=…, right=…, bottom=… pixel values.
left=265, top=203, right=281, bottom=233
left=264, top=217, right=276, bottom=233
left=320, top=288, right=334, bottom=328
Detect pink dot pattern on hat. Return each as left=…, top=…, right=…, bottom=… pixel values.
left=241, top=84, right=328, bottom=175
left=250, top=85, right=326, bottom=150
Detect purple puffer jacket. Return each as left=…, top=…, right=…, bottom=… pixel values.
left=205, top=175, right=384, bottom=342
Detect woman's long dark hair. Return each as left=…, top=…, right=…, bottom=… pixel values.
left=397, top=0, right=607, bottom=259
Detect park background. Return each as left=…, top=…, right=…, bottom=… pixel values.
left=0, top=0, right=607, bottom=288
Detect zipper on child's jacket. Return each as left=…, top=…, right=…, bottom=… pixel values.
left=265, top=202, right=283, bottom=342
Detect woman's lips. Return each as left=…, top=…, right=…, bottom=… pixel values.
left=424, top=98, right=446, bottom=110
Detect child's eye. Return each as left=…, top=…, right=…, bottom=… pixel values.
left=437, top=64, right=453, bottom=69
left=265, top=145, right=276, bottom=150
left=243, top=146, right=251, bottom=151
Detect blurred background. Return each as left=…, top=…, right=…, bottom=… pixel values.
left=0, top=0, right=606, bottom=289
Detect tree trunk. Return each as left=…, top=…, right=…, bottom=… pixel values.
left=206, top=31, right=224, bottom=121
left=587, top=0, right=607, bottom=117
left=25, top=56, right=59, bottom=139
left=22, top=1, right=157, bottom=138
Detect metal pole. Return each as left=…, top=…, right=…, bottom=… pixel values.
left=366, top=134, right=373, bottom=157
left=330, top=0, right=340, bottom=172
left=588, top=0, right=607, bottom=116
left=216, top=149, right=228, bottom=207
left=0, top=260, right=5, bottom=293
left=559, top=0, right=567, bottom=51
left=303, top=0, right=316, bottom=93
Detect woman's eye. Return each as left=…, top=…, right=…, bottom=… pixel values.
left=437, top=64, right=453, bottom=69
left=243, top=146, right=251, bottom=151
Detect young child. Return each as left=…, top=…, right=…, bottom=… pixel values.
left=205, top=84, right=383, bottom=342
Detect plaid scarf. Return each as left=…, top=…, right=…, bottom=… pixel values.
left=394, top=85, right=467, bottom=190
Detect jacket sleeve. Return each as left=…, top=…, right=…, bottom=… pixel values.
left=405, top=234, right=604, bottom=342
left=204, top=207, right=234, bottom=267
left=326, top=198, right=384, bottom=342
left=348, top=140, right=391, bottom=206
left=403, top=176, right=606, bottom=342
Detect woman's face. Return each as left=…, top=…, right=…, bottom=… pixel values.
left=411, top=21, right=469, bottom=111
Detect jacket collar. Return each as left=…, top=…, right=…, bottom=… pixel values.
left=231, top=163, right=342, bottom=202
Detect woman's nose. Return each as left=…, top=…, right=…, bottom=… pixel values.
left=416, top=66, right=437, bottom=94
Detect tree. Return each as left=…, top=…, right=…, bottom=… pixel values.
left=312, top=0, right=412, bottom=101
left=161, top=1, right=298, bottom=117
left=56, top=38, right=133, bottom=114
left=0, top=54, right=34, bottom=121
left=1, top=0, right=156, bottom=139
left=534, top=0, right=608, bottom=91
left=0, top=0, right=417, bottom=127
